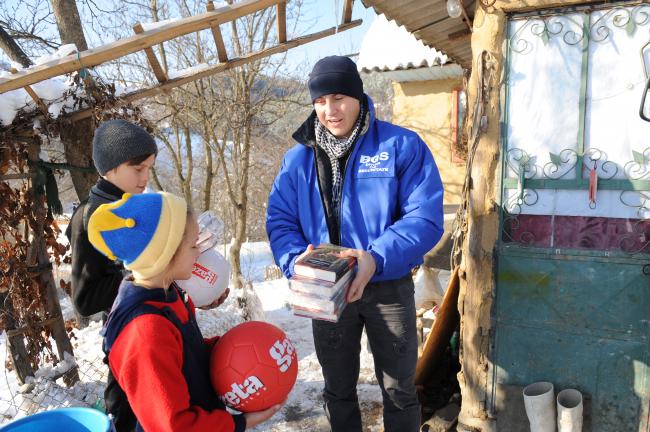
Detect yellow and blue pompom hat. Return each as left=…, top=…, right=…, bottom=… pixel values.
left=87, top=192, right=187, bottom=280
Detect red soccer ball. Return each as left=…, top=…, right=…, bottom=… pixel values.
left=210, top=321, right=298, bottom=412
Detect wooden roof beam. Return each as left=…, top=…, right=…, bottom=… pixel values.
left=9, top=68, right=48, bottom=115
left=277, top=2, right=287, bottom=44
left=0, top=0, right=283, bottom=94
left=133, top=23, right=168, bottom=83
left=68, top=19, right=362, bottom=122
left=342, top=0, right=354, bottom=24
left=459, top=0, right=473, bottom=33
left=206, top=1, right=229, bottom=63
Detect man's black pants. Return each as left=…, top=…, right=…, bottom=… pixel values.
left=312, top=275, right=421, bottom=432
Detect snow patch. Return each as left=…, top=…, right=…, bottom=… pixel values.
left=0, top=75, right=75, bottom=125
left=139, top=18, right=179, bottom=32
left=33, top=44, right=79, bottom=66
left=168, top=63, right=211, bottom=80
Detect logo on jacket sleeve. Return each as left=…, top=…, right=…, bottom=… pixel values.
left=356, top=148, right=395, bottom=178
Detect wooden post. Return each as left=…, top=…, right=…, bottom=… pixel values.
left=2, top=133, right=37, bottom=384
left=415, top=268, right=460, bottom=386
left=1, top=291, right=35, bottom=384
left=26, top=138, right=79, bottom=385
left=276, top=2, right=287, bottom=43
left=206, top=1, right=229, bottom=63
left=456, top=5, right=504, bottom=432
left=133, top=23, right=168, bottom=83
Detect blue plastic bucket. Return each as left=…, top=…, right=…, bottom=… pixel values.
left=0, top=407, right=115, bottom=432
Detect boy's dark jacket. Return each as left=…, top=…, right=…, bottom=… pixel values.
left=66, top=179, right=125, bottom=316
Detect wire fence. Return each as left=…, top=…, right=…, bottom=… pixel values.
left=1, top=327, right=108, bottom=425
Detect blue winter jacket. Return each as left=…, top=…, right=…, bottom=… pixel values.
left=266, top=96, right=444, bottom=282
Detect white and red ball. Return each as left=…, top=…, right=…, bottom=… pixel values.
left=210, top=321, right=298, bottom=412
left=176, top=248, right=230, bottom=307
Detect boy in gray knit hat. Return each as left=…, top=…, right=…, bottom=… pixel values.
left=67, top=119, right=157, bottom=432
left=92, top=119, right=158, bottom=177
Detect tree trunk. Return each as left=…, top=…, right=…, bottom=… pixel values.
left=229, top=124, right=252, bottom=289
left=0, top=27, right=32, bottom=68
left=60, top=117, right=98, bottom=201
left=51, top=0, right=96, bottom=201
left=182, top=125, right=193, bottom=203
left=203, top=139, right=214, bottom=212
left=51, top=0, right=88, bottom=51
left=229, top=202, right=247, bottom=289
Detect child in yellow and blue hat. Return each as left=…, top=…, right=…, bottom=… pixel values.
left=66, top=119, right=159, bottom=431
left=88, top=192, right=282, bottom=432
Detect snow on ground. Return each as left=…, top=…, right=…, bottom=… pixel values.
left=245, top=278, right=384, bottom=432
left=0, top=242, right=387, bottom=430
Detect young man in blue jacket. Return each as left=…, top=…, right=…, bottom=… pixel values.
left=266, top=56, right=444, bottom=432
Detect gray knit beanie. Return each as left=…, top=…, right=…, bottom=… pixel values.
left=92, top=119, right=158, bottom=175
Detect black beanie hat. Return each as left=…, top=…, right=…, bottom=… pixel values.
left=308, top=56, right=364, bottom=103
left=92, top=119, right=158, bottom=175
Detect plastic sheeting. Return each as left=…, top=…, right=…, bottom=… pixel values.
left=504, top=7, right=650, bottom=222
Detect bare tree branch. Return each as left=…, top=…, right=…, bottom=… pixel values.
left=0, top=26, right=33, bottom=67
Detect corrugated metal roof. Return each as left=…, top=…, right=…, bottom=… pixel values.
left=363, top=64, right=464, bottom=82
left=361, top=0, right=474, bottom=69
left=357, top=14, right=449, bottom=73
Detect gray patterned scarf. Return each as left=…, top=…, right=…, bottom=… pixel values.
left=315, top=105, right=367, bottom=218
